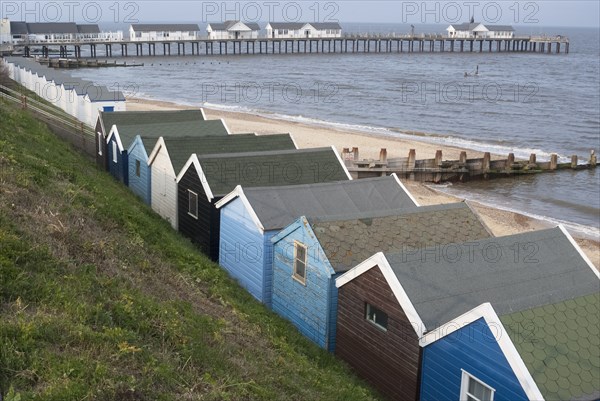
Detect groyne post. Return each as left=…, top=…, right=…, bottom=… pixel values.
left=507, top=153, right=515, bottom=169
left=483, top=152, right=491, bottom=172
left=379, top=148, right=387, bottom=163
left=550, top=154, right=558, bottom=170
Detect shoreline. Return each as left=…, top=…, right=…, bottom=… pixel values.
left=125, top=96, right=599, bottom=268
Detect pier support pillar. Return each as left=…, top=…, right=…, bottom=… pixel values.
left=460, top=151, right=467, bottom=165
left=571, top=155, right=578, bottom=169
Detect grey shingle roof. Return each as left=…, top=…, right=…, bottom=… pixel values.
left=26, top=22, right=79, bottom=34
left=449, top=22, right=481, bottom=31
left=195, top=147, right=349, bottom=196
left=77, top=24, right=101, bottom=34
left=245, top=22, right=261, bottom=31
left=240, top=175, right=416, bottom=231
left=310, top=22, right=342, bottom=30
left=449, top=22, right=514, bottom=31
left=163, top=134, right=296, bottom=173
left=130, top=24, right=200, bottom=32
left=209, top=21, right=260, bottom=31
left=9, top=21, right=28, bottom=35
left=485, top=24, right=515, bottom=31
left=310, top=202, right=491, bottom=272
left=267, top=22, right=306, bottom=30
left=386, top=227, right=599, bottom=329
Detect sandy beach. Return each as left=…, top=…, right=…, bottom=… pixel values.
left=126, top=96, right=599, bottom=268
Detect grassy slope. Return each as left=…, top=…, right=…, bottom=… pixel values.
left=0, top=98, right=382, bottom=401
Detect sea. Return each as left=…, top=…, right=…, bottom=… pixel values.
left=70, top=23, right=600, bottom=239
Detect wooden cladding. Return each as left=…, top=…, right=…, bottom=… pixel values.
left=336, top=265, right=421, bottom=401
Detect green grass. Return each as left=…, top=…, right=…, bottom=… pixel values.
left=0, top=98, right=382, bottom=401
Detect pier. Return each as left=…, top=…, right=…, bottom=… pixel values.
left=14, top=34, right=569, bottom=59
left=343, top=148, right=597, bottom=182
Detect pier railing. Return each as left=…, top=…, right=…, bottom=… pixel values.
left=11, top=32, right=569, bottom=58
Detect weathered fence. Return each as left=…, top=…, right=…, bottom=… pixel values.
left=0, top=84, right=96, bottom=158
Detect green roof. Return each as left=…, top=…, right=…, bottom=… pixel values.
left=163, top=134, right=297, bottom=173
left=99, top=110, right=230, bottom=152
left=309, top=202, right=491, bottom=272
left=100, top=109, right=206, bottom=128
left=195, top=147, right=349, bottom=197
left=501, top=292, right=600, bottom=401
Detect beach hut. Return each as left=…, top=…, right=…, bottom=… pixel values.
left=104, top=110, right=219, bottom=186
left=81, top=85, right=126, bottom=127
left=176, top=147, right=351, bottom=261
left=95, top=109, right=208, bottom=172
left=270, top=202, right=491, bottom=352
left=215, top=174, right=418, bottom=305
left=128, top=120, right=240, bottom=205
left=129, top=24, right=200, bottom=41
left=335, top=226, right=599, bottom=401
left=206, top=21, right=260, bottom=39
left=147, top=133, right=296, bottom=227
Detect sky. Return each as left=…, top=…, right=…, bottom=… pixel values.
left=1, top=1, right=599, bottom=28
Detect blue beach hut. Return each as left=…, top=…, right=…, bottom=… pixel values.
left=215, top=174, right=418, bottom=306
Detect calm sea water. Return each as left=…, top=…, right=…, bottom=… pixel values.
left=71, top=24, right=600, bottom=238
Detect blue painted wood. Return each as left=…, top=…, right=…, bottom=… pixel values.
left=219, top=197, right=266, bottom=302
left=420, top=317, right=529, bottom=401
left=107, top=133, right=128, bottom=185
left=262, top=230, right=277, bottom=308
left=127, top=136, right=151, bottom=205
left=272, top=218, right=337, bottom=351
left=327, top=273, right=341, bottom=351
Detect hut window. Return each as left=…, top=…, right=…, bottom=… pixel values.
left=293, top=241, right=307, bottom=284
left=97, top=132, right=102, bottom=155
left=460, top=370, right=495, bottom=401
left=135, top=160, right=141, bottom=177
left=365, top=303, right=388, bottom=331
left=188, top=190, right=198, bottom=219
left=112, top=141, right=117, bottom=163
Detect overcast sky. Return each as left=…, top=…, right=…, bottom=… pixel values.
left=2, top=1, right=599, bottom=28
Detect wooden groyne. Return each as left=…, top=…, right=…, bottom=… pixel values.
left=14, top=34, right=569, bottom=59
left=37, top=58, right=143, bottom=69
left=342, top=148, right=598, bottom=182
